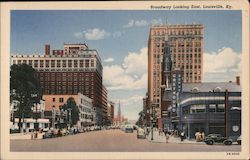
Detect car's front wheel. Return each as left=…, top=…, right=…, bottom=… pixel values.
left=206, top=140, right=214, bottom=145
left=224, top=140, right=232, bottom=145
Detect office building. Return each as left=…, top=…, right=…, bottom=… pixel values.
left=148, top=24, right=204, bottom=127
left=11, top=44, right=104, bottom=125
left=102, top=85, right=108, bottom=125
left=176, top=79, right=241, bottom=139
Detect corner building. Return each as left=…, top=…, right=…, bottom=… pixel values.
left=148, top=24, right=204, bottom=127
left=11, top=49, right=104, bottom=125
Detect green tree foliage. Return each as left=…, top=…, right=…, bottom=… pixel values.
left=136, top=111, right=144, bottom=127
left=61, top=97, right=80, bottom=126
left=10, top=64, right=42, bottom=132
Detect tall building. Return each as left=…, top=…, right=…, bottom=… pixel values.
left=107, top=101, right=115, bottom=125
left=118, top=101, right=121, bottom=121
left=11, top=44, right=104, bottom=125
left=101, top=85, right=108, bottom=125
left=148, top=24, right=204, bottom=127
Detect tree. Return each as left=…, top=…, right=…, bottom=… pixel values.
left=60, top=97, right=80, bottom=127
left=136, top=111, right=144, bottom=127
left=10, top=64, right=42, bottom=132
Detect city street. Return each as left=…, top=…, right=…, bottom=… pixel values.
left=10, top=129, right=240, bottom=152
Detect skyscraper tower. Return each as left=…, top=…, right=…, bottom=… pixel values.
left=118, top=100, right=121, bottom=121
left=148, top=23, right=204, bottom=128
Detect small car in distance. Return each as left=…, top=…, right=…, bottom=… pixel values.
left=204, top=134, right=232, bottom=145
left=124, top=126, right=134, bottom=133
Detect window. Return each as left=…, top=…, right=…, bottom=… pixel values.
left=52, top=98, right=55, bottom=102
left=51, top=60, right=55, bottom=67
left=40, top=60, right=44, bottom=68
left=74, top=60, right=78, bottom=68
left=68, top=60, right=72, bottom=67
left=62, top=60, right=66, bottom=67
left=46, top=60, right=50, bottom=67
left=59, top=98, right=64, bottom=103
left=217, top=104, right=225, bottom=112
left=57, top=60, right=61, bottom=67
left=28, top=60, right=33, bottom=66
left=209, top=104, right=216, bottom=112
left=34, top=60, right=38, bottom=67
left=190, top=105, right=206, bottom=113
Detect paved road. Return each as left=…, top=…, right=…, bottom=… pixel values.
left=10, top=129, right=240, bottom=152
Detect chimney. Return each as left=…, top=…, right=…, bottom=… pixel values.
left=236, top=76, right=240, bottom=85
left=45, top=44, right=50, bottom=55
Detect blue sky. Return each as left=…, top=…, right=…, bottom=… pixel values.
left=11, top=10, right=242, bottom=120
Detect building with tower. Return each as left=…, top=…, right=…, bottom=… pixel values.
left=148, top=23, right=204, bottom=128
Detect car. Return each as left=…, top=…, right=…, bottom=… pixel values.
left=237, top=136, right=241, bottom=145
left=43, top=130, right=53, bottom=139
left=137, top=128, right=146, bottom=139
left=124, top=126, right=134, bottom=133
left=204, top=134, right=233, bottom=145
left=60, top=128, right=68, bottom=136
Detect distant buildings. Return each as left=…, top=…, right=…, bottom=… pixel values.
left=148, top=24, right=204, bottom=127
left=11, top=43, right=108, bottom=127
left=107, top=101, right=115, bottom=125
left=42, top=93, right=95, bottom=129
left=113, top=101, right=128, bottom=126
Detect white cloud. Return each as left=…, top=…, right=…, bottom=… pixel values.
left=113, top=30, right=126, bottom=38
left=123, top=47, right=148, bottom=77
left=123, top=20, right=149, bottom=28
left=104, top=57, right=114, bottom=63
left=151, top=18, right=163, bottom=25
left=83, top=28, right=110, bottom=40
left=73, top=32, right=83, bottom=38
left=204, top=47, right=242, bottom=82
left=103, top=47, right=148, bottom=91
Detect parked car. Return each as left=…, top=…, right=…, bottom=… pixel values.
left=125, top=126, right=134, bottom=133
left=237, top=136, right=241, bottom=145
left=60, top=128, right=68, bottom=136
left=137, top=128, right=146, bottom=139
left=43, top=130, right=53, bottom=139
left=204, top=134, right=233, bottom=145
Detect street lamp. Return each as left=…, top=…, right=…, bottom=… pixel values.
left=31, top=93, right=39, bottom=131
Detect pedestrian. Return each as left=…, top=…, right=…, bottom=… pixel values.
left=201, top=132, right=205, bottom=141
left=195, top=131, right=199, bottom=142
left=180, top=131, right=185, bottom=141
left=164, top=129, right=167, bottom=136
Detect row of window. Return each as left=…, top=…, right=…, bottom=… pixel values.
left=13, top=59, right=96, bottom=68
left=182, top=104, right=227, bottom=114
left=152, top=29, right=202, bottom=36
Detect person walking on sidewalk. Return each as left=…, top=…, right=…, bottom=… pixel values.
left=180, top=131, right=185, bottom=141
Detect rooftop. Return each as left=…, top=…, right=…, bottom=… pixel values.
left=182, top=82, right=241, bottom=92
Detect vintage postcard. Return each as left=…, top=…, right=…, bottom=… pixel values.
left=0, top=1, right=249, bottom=160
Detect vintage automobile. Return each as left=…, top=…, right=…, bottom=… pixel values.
left=42, top=130, right=53, bottom=139
left=124, top=125, right=134, bottom=133
left=137, top=128, right=146, bottom=139
left=204, top=134, right=233, bottom=145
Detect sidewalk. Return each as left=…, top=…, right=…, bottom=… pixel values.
left=10, top=132, right=44, bottom=140
left=146, top=129, right=204, bottom=144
